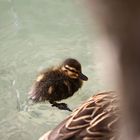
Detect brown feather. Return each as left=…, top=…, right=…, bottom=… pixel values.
left=39, top=91, right=120, bottom=140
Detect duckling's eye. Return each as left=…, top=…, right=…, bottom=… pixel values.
left=70, top=69, right=78, bottom=73
left=65, top=68, right=77, bottom=73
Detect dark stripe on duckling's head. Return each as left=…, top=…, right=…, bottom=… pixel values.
left=63, top=58, right=82, bottom=72
left=61, top=58, right=88, bottom=81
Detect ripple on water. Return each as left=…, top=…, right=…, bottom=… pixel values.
left=0, top=0, right=101, bottom=140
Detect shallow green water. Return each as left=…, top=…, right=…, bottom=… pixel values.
left=0, top=0, right=110, bottom=140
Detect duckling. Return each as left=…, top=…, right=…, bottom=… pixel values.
left=39, top=91, right=120, bottom=140
left=29, top=58, right=88, bottom=111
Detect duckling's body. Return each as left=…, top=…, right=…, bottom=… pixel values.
left=30, top=68, right=83, bottom=102
left=29, top=58, right=88, bottom=111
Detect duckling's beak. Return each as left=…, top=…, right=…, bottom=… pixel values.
left=79, top=72, right=88, bottom=81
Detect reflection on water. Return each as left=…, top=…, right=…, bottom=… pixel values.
left=0, top=0, right=110, bottom=140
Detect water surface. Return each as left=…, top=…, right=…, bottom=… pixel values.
left=0, top=0, right=109, bottom=139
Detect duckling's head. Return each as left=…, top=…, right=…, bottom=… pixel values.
left=61, top=58, right=88, bottom=81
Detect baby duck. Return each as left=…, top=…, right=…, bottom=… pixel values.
left=29, top=58, right=88, bottom=111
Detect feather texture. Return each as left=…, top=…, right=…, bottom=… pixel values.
left=39, top=91, right=120, bottom=140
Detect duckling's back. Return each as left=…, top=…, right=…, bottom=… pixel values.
left=29, top=68, right=82, bottom=103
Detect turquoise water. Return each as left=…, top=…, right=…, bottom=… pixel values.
left=0, top=0, right=110, bottom=140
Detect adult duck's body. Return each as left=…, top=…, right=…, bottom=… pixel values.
left=39, top=91, right=120, bottom=140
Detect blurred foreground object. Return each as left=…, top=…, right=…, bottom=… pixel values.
left=87, top=0, right=140, bottom=139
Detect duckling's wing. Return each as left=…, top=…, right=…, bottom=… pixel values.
left=39, top=91, right=120, bottom=140
left=29, top=69, right=69, bottom=102
left=28, top=69, right=53, bottom=102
